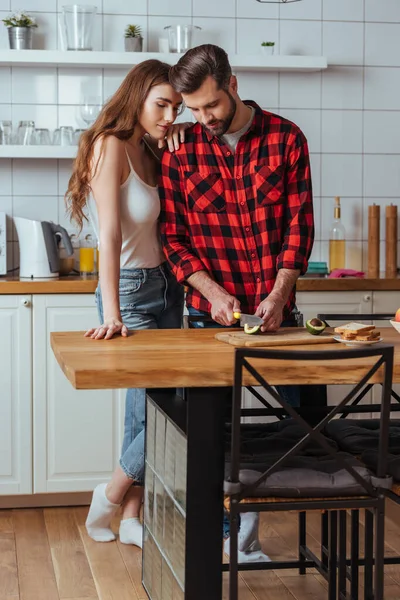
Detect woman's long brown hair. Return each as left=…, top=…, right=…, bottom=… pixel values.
left=65, top=59, right=171, bottom=229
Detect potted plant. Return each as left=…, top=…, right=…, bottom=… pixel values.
left=124, top=24, right=143, bottom=52
left=2, top=10, right=37, bottom=50
left=261, top=41, right=275, bottom=56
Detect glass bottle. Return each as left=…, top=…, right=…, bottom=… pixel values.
left=329, top=196, right=346, bottom=271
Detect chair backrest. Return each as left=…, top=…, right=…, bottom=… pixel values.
left=228, top=344, right=395, bottom=500
left=317, top=313, right=394, bottom=325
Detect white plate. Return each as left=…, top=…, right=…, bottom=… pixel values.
left=390, top=320, right=400, bottom=334
left=333, top=335, right=383, bottom=347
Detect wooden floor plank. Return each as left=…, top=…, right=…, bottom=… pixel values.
left=44, top=507, right=98, bottom=600
left=74, top=508, right=139, bottom=600
left=116, top=540, right=147, bottom=600
left=0, top=536, right=19, bottom=598
left=241, top=569, right=295, bottom=600
left=222, top=573, right=257, bottom=599
left=278, top=574, right=331, bottom=600
left=0, top=510, right=14, bottom=536
left=13, top=509, right=60, bottom=600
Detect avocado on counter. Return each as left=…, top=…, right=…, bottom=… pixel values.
left=305, top=318, right=326, bottom=335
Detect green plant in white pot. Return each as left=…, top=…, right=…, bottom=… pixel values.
left=261, top=41, right=275, bottom=56
left=2, top=11, right=38, bottom=50
left=124, top=24, right=143, bottom=52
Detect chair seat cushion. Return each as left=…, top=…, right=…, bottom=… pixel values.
left=324, top=419, right=400, bottom=455
left=233, top=453, right=372, bottom=498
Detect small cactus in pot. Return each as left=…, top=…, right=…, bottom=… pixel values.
left=124, top=24, right=143, bottom=52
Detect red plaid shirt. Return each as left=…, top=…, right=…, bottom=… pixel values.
left=159, top=102, right=314, bottom=317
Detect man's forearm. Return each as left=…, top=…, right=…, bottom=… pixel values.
left=268, top=268, right=300, bottom=305
left=186, top=270, right=229, bottom=303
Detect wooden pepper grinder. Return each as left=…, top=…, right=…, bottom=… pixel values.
left=385, top=204, right=398, bottom=279
left=367, top=204, right=380, bottom=279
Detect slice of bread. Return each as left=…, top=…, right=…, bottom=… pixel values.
left=355, top=331, right=381, bottom=341
left=334, top=322, right=375, bottom=335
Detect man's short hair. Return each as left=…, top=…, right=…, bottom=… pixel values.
left=169, top=44, right=232, bottom=94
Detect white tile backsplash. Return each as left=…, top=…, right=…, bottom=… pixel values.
left=0, top=159, right=11, bottom=195
left=322, top=67, right=364, bottom=109
left=365, top=0, right=400, bottom=23
left=279, top=20, right=322, bottom=57
left=148, top=0, right=191, bottom=17
left=322, top=0, right=364, bottom=22
left=364, top=67, right=400, bottom=110
left=363, top=111, right=400, bottom=155
left=0, top=67, right=11, bottom=103
left=194, top=0, right=235, bottom=19
left=236, top=0, right=278, bottom=20
left=280, top=72, right=321, bottom=109
left=192, top=18, right=236, bottom=55
left=236, top=19, right=279, bottom=55
left=58, top=68, right=103, bottom=105
left=321, top=110, right=363, bottom=154
left=1, top=0, right=400, bottom=273
left=365, top=23, right=400, bottom=67
left=12, top=67, right=57, bottom=104
left=102, top=0, right=147, bottom=15
left=322, top=21, right=364, bottom=66
left=12, top=159, right=58, bottom=196
left=280, top=0, right=322, bottom=21
left=237, top=72, right=279, bottom=109
left=321, top=154, right=363, bottom=197
left=364, top=155, right=400, bottom=198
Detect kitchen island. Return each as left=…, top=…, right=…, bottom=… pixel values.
left=51, top=327, right=400, bottom=600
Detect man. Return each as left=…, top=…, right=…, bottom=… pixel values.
left=158, top=44, right=314, bottom=560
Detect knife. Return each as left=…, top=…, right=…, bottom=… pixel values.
left=233, top=312, right=264, bottom=327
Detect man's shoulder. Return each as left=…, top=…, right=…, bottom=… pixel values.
left=161, top=122, right=205, bottom=167
left=259, top=108, right=304, bottom=138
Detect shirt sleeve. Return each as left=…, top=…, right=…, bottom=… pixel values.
left=276, top=129, right=315, bottom=275
left=159, top=151, right=206, bottom=283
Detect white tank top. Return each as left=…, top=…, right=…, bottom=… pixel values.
left=88, top=147, right=165, bottom=269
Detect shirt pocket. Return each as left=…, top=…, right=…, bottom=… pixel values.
left=254, top=164, right=285, bottom=206
left=184, top=170, right=225, bottom=213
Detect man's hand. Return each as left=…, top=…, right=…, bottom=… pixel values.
left=210, top=293, right=241, bottom=326
left=255, top=296, right=285, bottom=332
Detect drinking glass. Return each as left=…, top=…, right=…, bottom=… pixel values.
left=17, top=120, right=35, bottom=145
left=34, top=128, right=52, bottom=145
left=80, top=95, right=102, bottom=127
left=0, top=120, right=12, bottom=145
left=53, top=126, right=74, bottom=145
left=73, top=128, right=86, bottom=144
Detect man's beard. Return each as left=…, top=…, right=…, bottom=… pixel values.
left=203, top=91, right=237, bottom=137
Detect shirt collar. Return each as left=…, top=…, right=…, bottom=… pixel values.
left=200, top=100, right=264, bottom=143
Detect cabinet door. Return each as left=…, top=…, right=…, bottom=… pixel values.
left=0, top=295, right=32, bottom=494
left=297, top=290, right=374, bottom=417
left=33, top=294, right=125, bottom=493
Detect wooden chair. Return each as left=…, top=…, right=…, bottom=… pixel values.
left=225, top=344, right=394, bottom=600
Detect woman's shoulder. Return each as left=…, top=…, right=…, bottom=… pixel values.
left=92, top=134, right=125, bottom=168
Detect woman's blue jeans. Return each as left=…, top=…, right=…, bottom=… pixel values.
left=96, top=264, right=184, bottom=484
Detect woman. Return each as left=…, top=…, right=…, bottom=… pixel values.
left=65, top=60, right=187, bottom=548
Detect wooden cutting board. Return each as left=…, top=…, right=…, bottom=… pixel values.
left=215, top=327, right=336, bottom=347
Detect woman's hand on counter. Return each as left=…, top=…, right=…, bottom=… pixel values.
left=85, top=318, right=128, bottom=340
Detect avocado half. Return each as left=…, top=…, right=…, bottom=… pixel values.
left=305, top=318, right=326, bottom=335
left=244, top=324, right=261, bottom=335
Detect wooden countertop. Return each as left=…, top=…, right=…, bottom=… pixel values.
left=51, top=327, right=400, bottom=390
left=0, top=274, right=400, bottom=294
left=0, top=275, right=98, bottom=294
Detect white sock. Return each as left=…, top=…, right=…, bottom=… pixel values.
left=238, top=512, right=261, bottom=552
left=119, top=517, right=143, bottom=547
left=224, top=538, right=271, bottom=563
left=85, top=483, right=119, bottom=542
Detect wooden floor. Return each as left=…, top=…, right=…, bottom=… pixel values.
left=2, top=502, right=400, bottom=600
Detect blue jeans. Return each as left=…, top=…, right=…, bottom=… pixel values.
left=187, top=306, right=301, bottom=538
left=96, top=264, right=184, bottom=484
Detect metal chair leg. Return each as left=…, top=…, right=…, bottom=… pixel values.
left=338, top=510, right=347, bottom=597
left=328, top=511, right=338, bottom=600
left=373, top=497, right=385, bottom=600
left=229, top=501, right=239, bottom=600
left=299, top=511, right=307, bottom=575
left=351, top=509, right=359, bottom=600
left=364, top=509, right=374, bottom=600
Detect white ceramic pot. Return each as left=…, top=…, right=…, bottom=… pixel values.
left=261, top=45, right=275, bottom=55
left=125, top=36, right=143, bottom=52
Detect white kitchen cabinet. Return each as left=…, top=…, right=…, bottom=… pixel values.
left=0, top=295, right=32, bottom=494
left=33, top=294, right=125, bottom=493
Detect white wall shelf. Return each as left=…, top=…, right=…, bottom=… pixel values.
left=0, top=50, right=327, bottom=72
left=0, top=146, right=75, bottom=159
